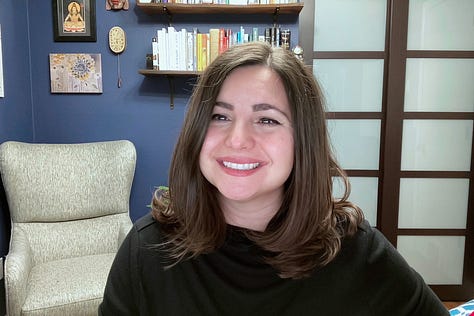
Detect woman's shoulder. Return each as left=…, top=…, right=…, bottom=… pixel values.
left=340, top=220, right=378, bottom=250
left=337, top=219, right=403, bottom=271
left=131, top=212, right=164, bottom=244
left=337, top=221, right=448, bottom=314
left=354, top=220, right=399, bottom=258
left=348, top=220, right=388, bottom=247
left=134, top=212, right=158, bottom=230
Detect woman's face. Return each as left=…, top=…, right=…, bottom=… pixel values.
left=199, top=65, right=294, bottom=208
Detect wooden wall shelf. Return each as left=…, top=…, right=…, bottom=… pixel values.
left=136, top=3, right=304, bottom=15
left=138, top=69, right=200, bottom=76
left=138, top=69, right=200, bottom=109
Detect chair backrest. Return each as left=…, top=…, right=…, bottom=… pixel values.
left=0, top=140, right=136, bottom=223
left=0, top=140, right=137, bottom=263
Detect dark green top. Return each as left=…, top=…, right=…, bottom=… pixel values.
left=99, top=214, right=449, bottom=316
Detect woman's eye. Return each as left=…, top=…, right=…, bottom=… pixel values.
left=211, top=113, right=228, bottom=121
left=259, top=118, right=281, bottom=125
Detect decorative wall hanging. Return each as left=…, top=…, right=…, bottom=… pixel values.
left=108, top=26, right=127, bottom=87
left=106, top=0, right=129, bottom=10
left=52, top=0, right=97, bottom=42
left=49, top=53, right=103, bottom=93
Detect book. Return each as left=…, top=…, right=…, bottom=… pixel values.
left=226, top=29, right=233, bottom=48
left=264, top=28, right=271, bottom=44
left=186, top=31, right=194, bottom=71
left=192, top=28, right=198, bottom=71
left=280, top=29, right=291, bottom=50
left=239, top=26, right=245, bottom=44
left=209, top=28, right=220, bottom=64
left=218, top=28, right=226, bottom=54
left=252, top=27, right=258, bottom=42
left=197, top=33, right=203, bottom=71
left=152, top=37, right=159, bottom=70
left=167, top=26, right=178, bottom=70
left=157, top=28, right=168, bottom=70
left=204, top=33, right=209, bottom=69
left=179, top=28, right=188, bottom=70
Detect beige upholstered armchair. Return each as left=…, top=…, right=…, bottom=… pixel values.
left=0, top=140, right=136, bottom=316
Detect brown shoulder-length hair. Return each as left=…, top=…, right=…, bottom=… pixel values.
left=151, top=41, right=364, bottom=279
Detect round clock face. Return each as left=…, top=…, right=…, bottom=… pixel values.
left=109, top=26, right=126, bottom=54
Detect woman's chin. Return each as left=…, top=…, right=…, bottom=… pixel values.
left=217, top=187, right=256, bottom=203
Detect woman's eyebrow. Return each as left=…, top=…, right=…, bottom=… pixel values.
left=253, top=103, right=291, bottom=120
left=215, top=101, right=233, bottom=110
left=215, top=101, right=289, bottom=119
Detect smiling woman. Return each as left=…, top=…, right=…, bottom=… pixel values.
left=99, top=42, right=449, bottom=316
left=198, top=65, right=294, bottom=230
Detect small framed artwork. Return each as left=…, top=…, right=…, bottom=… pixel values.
left=52, top=0, right=96, bottom=42
left=49, top=53, right=103, bottom=93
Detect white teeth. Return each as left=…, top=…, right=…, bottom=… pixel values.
left=223, top=161, right=259, bottom=170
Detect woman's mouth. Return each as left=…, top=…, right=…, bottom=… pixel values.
left=222, top=161, right=260, bottom=170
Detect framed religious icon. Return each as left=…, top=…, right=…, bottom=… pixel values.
left=52, top=0, right=96, bottom=42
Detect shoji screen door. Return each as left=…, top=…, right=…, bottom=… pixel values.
left=300, top=0, right=474, bottom=300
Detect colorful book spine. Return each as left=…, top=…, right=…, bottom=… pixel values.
left=197, top=33, right=203, bottom=71
left=203, top=33, right=209, bottom=70
left=218, top=28, right=226, bottom=54
left=209, top=28, right=220, bottom=64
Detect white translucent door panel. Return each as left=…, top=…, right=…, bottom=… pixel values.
left=398, top=178, right=469, bottom=229
left=397, top=236, right=465, bottom=285
left=313, top=59, right=384, bottom=112
left=404, top=59, right=474, bottom=112
left=407, top=0, right=474, bottom=50
left=327, top=119, right=381, bottom=170
left=313, top=0, right=387, bottom=51
left=401, top=120, right=473, bottom=171
left=333, top=177, right=378, bottom=226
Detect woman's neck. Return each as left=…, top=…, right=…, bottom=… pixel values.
left=219, top=191, right=283, bottom=232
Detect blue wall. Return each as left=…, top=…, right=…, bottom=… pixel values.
left=0, top=0, right=33, bottom=141
left=0, top=0, right=299, bottom=256
left=0, top=0, right=34, bottom=256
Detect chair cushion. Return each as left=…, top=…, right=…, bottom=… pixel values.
left=16, top=214, right=131, bottom=265
left=22, top=253, right=115, bottom=316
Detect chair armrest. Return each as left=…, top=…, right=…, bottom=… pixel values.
left=5, top=227, right=33, bottom=316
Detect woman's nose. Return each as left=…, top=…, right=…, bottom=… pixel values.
left=224, top=122, right=255, bottom=150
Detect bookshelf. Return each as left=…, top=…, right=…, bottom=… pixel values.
left=136, top=2, right=304, bottom=108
